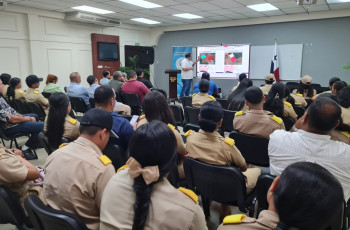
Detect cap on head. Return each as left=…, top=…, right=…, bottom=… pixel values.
left=26, top=75, right=43, bottom=87
left=265, top=73, right=275, bottom=81
left=301, top=75, right=312, bottom=85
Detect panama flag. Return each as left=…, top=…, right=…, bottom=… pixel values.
left=270, top=40, right=280, bottom=82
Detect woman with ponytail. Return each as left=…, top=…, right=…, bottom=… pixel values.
left=226, top=78, right=252, bottom=111
left=100, top=121, right=207, bottom=230
left=44, top=93, right=80, bottom=149
left=6, top=77, right=24, bottom=100
left=264, top=83, right=285, bottom=118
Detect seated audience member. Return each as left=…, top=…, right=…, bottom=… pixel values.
left=100, top=70, right=111, bottom=85
left=7, top=77, right=24, bottom=100
left=231, top=73, right=246, bottom=92
left=94, top=86, right=134, bottom=150
left=186, top=101, right=261, bottom=219
left=100, top=121, right=207, bottom=230
left=24, top=75, right=49, bottom=110
left=337, top=86, right=350, bottom=126
left=312, top=76, right=341, bottom=101
left=109, top=71, right=125, bottom=94
left=67, top=72, right=91, bottom=109
left=194, top=72, right=219, bottom=97
left=44, top=108, right=116, bottom=230
left=218, top=162, right=344, bottom=230
left=226, top=78, right=252, bottom=111
left=43, top=74, right=64, bottom=93
left=332, top=80, right=346, bottom=96
left=0, top=73, right=11, bottom=97
left=192, top=79, right=216, bottom=108
left=263, top=83, right=284, bottom=119
left=122, top=72, right=127, bottom=79
left=269, top=97, right=350, bottom=200
left=233, top=86, right=285, bottom=139
left=292, top=75, right=316, bottom=99
left=87, top=75, right=100, bottom=98
left=44, top=93, right=80, bottom=149
left=282, top=85, right=298, bottom=122
left=136, top=68, right=153, bottom=89
left=0, top=80, right=43, bottom=158
left=121, top=70, right=150, bottom=101
left=260, top=74, right=275, bottom=96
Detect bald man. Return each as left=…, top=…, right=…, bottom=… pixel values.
left=67, top=72, right=91, bottom=110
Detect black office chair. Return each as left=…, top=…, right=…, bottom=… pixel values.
left=216, top=98, right=227, bottom=109
left=282, top=117, right=295, bottom=131
left=12, top=99, right=31, bottom=114
left=184, top=106, right=200, bottom=125
left=152, top=88, right=175, bottom=104
left=229, top=131, right=269, bottom=167
left=181, top=96, right=192, bottom=108
left=183, top=123, right=200, bottom=133
left=221, top=109, right=236, bottom=132
left=293, top=106, right=305, bottom=119
left=122, top=93, right=142, bottom=115
left=89, top=98, right=95, bottom=108
left=170, top=105, right=184, bottom=127
left=69, top=97, right=88, bottom=114
left=0, top=186, right=33, bottom=230
left=285, top=82, right=299, bottom=92
left=184, top=158, right=256, bottom=218
left=256, top=174, right=276, bottom=216
left=102, top=143, right=127, bottom=170
left=42, top=92, right=51, bottom=99
left=38, top=132, right=54, bottom=155
left=0, top=126, right=35, bottom=152
left=305, top=99, right=313, bottom=108
left=26, top=102, right=46, bottom=121
left=24, top=195, right=88, bottom=230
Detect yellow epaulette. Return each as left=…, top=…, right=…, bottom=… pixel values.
left=0, top=153, right=2, bottom=157
left=139, top=115, right=145, bottom=120
left=59, top=143, right=68, bottom=149
left=223, top=214, right=247, bottom=225
left=224, top=137, right=235, bottom=146
left=184, top=130, right=192, bottom=137
left=68, top=118, right=77, bottom=125
left=271, top=115, right=283, bottom=125
left=296, top=93, right=303, bottom=97
left=117, top=165, right=129, bottom=173
left=341, top=131, right=350, bottom=138
left=234, top=111, right=243, bottom=117
left=192, top=93, right=196, bottom=97
left=168, top=123, right=175, bottom=131
left=179, top=187, right=198, bottom=203
left=209, top=95, right=216, bottom=101
left=34, top=90, right=39, bottom=94
left=284, top=101, right=292, bottom=107
left=19, top=90, right=23, bottom=94
left=99, top=155, right=112, bottom=166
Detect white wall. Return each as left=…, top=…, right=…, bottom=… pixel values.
left=0, top=5, right=152, bottom=90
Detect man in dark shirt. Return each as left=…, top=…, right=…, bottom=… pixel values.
left=136, top=68, right=153, bottom=89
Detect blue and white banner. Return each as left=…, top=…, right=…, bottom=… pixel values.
left=172, top=46, right=192, bottom=95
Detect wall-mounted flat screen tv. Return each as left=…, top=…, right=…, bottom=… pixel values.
left=98, top=42, right=119, bottom=61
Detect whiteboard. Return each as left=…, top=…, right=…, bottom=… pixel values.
left=250, top=44, right=303, bottom=81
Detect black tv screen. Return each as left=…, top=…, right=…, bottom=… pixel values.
left=98, top=42, right=119, bottom=61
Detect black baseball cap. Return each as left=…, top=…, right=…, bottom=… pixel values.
left=26, top=75, right=43, bottom=87
left=80, top=108, right=118, bottom=138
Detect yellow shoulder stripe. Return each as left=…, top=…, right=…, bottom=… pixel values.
left=99, top=155, right=112, bottom=166
left=271, top=115, right=283, bottom=125
left=296, top=93, right=303, bottom=97
left=19, top=90, right=23, bottom=94
left=184, top=130, right=192, bottom=137
left=341, top=131, right=350, bottom=138
left=234, top=111, right=243, bottom=117
left=223, top=214, right=246, bottom=225
left=179, top=187, right=198, bottom=203
left=209, top=95, right=216, bottom=100
left=68, top=118, right=77, bottom=125
left=284, top=101, right=292, bottom=107
left=225, top=137, right=234, bottom=146
left=59, top=143, right=68, bottom=149
left=117, top=165, right=129, bottom=173
left=192, top=93, right=196, bottom=97
left=34, top=90, right=39, bottom=94
left=0, top=153, right=2, bottom=157
left=167, top=123, right=175, bottom=131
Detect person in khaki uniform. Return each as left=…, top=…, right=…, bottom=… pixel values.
left=0, top=73, right=11, bottom=98
left=100, top=121, right=207, bottom=230
left=44, top=108, right=117, bottom=230
left=283, top=101, right=297, bottom=122
left=290, top=93, right=307, bottom=107
left=218, top=162, right=343, bottom=230
left=192, top=79, right=216, bottom=108
left=24, top=75, right=49, bottom=110
left=312, top=77, right=341, bottom=101
left=6, top=77, right=25, bottom=100
left=260, top=74, right=275, bottom=96
left=292, top=75, right=317, bottom=100
left=234, top=87, right=285, bottom=139
left=231, top=73, right=247, bottom=92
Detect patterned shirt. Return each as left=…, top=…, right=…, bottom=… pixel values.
left=0, top=97, right=19, bottom=129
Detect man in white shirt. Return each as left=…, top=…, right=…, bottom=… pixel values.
left=179, top=52, right=200, bottom=102
left=269, top=97, right=350, bottom=200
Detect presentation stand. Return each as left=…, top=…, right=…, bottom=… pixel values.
left=165, top=69, right=181, bottom=99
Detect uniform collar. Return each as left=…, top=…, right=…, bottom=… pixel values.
left=248, top=109, right=270, bottom=115
left=74, top=137, right=103, bottom=157
left=26, top=88, right=36, bottom=92
left=198, top=129, right=222, bottom=138
left=198, top=92, right=208, bottom=96
left=256, top=210, right=279, bottom=229
left=296, top=129, right=331, bottom=140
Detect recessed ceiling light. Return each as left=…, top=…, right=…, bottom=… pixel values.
left=326, top=0, right=350, bottom=3
left=72, top=5, right=114, bottom=14
left=119, top=0, right=162, bottom=8
left=131, top=18, right=161, bottom=24
left=173, top=13, right=203, bottom=19
left=247, top=3, right=278, bottom=12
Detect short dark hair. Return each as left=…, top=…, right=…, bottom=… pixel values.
left=265, top=79, right=274, bottom=84
left=94, top=85, right=115, bottom=106
left=136, top=68, right=143, bottom=77
left=245, top=86, right=263, bottom=105
left=239, top=73, right=247, bottom=81
left=0, top=73, right=11, bottom=85
left=185, top=52, right=191, bottom=58
left=317, top=93, right=339, bottom=103
left=79, top=125, right=104, bottom=136
left=333, top=81, right=346, bottom=92
left=329, top=77, right=341, bottom=87
left=337, top=87, right=350, bottom=108
left=201, top=72, right=210, bottom=81
left=308, top=97, right=341, bottom=132
left=198, top=79, right=210, bottom=93
left=128, top=70, right=136, bottom=79
left=199, top=101, right=223, bottom=132
left=87, top=75, right=96, bottom=86
left=103, top=70, right=109, bottom=78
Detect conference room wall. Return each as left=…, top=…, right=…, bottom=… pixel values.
left=0, top=6, right=152, bottom=91
left=154, top=17, right=350, bottom=98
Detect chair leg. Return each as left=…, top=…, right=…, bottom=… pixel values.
left=202, top=196, right=210, bottom=218
left=10, top=139, right=13, bottom=148
left=249, top=197, right=257, bottom=217
left=1, top=138, right=5, bottom=147
left=14, top=139, right=19, bottom=149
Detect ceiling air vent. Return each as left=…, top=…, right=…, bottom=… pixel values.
left=65, top=12, right=121, bottom=27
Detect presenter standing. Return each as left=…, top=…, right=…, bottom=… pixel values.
left=179, top=52, right=200, bottom=102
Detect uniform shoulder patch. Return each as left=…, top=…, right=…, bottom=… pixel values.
left=192, top=93, right=196, bottom=97
left=284, top=101, right=292, bottom=107
left=19, top=90, right=23, bottom=94
left=34, top=90, right=39, bottom=94
left=224, top=137, right=235, bottom=146
left=223, top=214, right=247, bottom=225
left=234, top=111, right=244, bottom=117
left=0, top=153, right=2, bottom=157
left=271, top=115, right=283, bottom=125
left=139, top=114, right=145, bottom=120
left=184, top=130, right=192, bottom=137
left=68, top=118, right=77, bottom=125
left=99, top=155, right=112, bottom=166
left=209, top=95, right=216, bottom=100
left=179, top=187, right=198, bottom=203
left=296, top=93, right=303, bottom=97
left=117, top=165, right=129, bottom=173
left=167, top=123, right=175, bottom=131
left=341, top=131, right=350, bottom=138
left=59, top=143, right=68, bottom=149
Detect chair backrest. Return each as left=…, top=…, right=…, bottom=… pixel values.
left=24, top=195, right=88, bottom=230
left=13, top=99, right=31, bottom=114
left=42, top=92, right=51, bottom=98
left=229, top=131, right=269, bottom=167
left=216, top=98, right=227, bottom=109
left=102, top=143, right=127, bottom=170
left=183, top=123, right=200, bottom=133
left=282, top=117, right=295, bottom=131
left=26, top=102, right=46, bottom=121
left=89, top=98, right=95, bottom=108
left=182, top=96, right=192, bottom=108
left=69, top=97, right=88, bottom=114
left=152, top=88, right=167, bottom=98
left=170, top=105, right=184, bottom=126
left=293, top=106, right=305, bottom=119
left=256, top=174, right=276, bottom=215
left=115, top=91, right=122, bottom=102
left=184, top=106, right=200, bottom=125
left=122, top=93, right=142, bottom=115
left=183, top=157, right=248, bottom=212
left=285, top=82, right=299, bottom=92
left=222, top=109, right=236, bottom=132
left=38, top=132, right=55, bottom=155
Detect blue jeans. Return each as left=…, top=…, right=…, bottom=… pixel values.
left=4, top=114, right=44, bottom=149
left=179, top=79, right=192, bottom=101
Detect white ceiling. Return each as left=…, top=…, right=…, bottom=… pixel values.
left=6, top=0, right=350, bottom=27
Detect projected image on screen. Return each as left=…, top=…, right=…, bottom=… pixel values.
left=199, top=53, right=215, bottom=64
left=225, top=52, right=242, bottom=65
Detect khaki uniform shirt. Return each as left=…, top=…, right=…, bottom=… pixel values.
left=44, top=137, right=115, bottom=230
left=292, top=89, right=317, bottom=100
left=192, top=92, right=215, bottom=108
left=100, top=168, right=207, bottom=230
left=341, top=107, right=350, bottom=126
left=14, top=89, right=25, bottom=100
left=44, top=115, right=80, bottom=141
left=217, top=210, right=279, bottom=230
left=330, top=130, right=350, bottom=145
left=2, top=85, right=9, bottom=97
left=24, top=88, right=49, bottom=109
left=260, top=84, right=272, bottom=96
left=290, top=93, right=307, bottom=107
left=233, top=110, right=285, bottom=139
left=283, top=101, right=297, bottom=121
